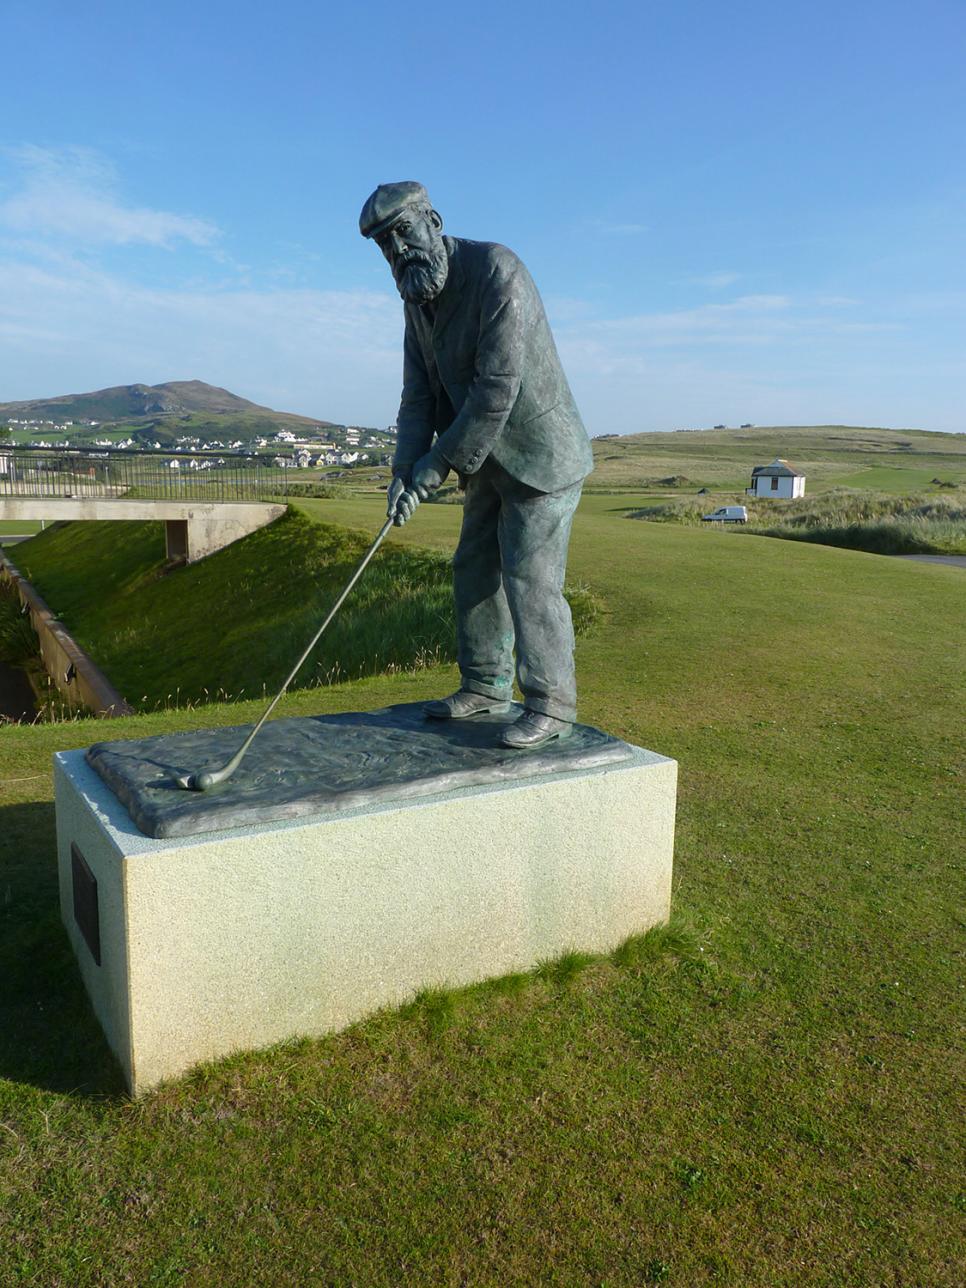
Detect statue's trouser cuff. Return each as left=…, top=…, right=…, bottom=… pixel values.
left=514, top=692, right=574, bottom=722
left=461, top=676, right=514, bottom=701
left=454, top=458, right=582, bottom=725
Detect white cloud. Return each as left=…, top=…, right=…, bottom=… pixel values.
left=560, top=294, right=795, bottom=352
left=0, top=149, right=393, bottom=419
left=0, top=146, right=218, bottom=248
left=0, top=151, right=958, bottom=436
left=0, top=252, right=403, bottom=424
left=0, top=248, right=944, bottom=434
left=550, top=293, right=946, bottom=434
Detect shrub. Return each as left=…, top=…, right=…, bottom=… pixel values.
left=275, top=482, right=350, bottom=500
left=0, top=581, right=39, bottom=667
left=425, top=486, right=465, bottom=505
left=627, top=488, right=966, bottom=555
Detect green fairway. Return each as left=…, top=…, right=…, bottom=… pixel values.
left=829, top=465, right=966, bottom=490
left=1, top=496, right=964, bottom=1284
left=587, top=424, right=966, bottom=494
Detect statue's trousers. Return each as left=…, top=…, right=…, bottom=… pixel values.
left=452, top=457, right=582, bottom=723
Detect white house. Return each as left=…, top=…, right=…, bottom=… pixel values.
left=748, top=458, right=806, bottom=499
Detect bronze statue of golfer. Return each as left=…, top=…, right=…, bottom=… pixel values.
left=360, top=182, right=593, bottom=750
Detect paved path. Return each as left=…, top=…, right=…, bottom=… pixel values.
left=897, top=555, right=966, bottom=569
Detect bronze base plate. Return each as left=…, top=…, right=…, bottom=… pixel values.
left=85, top=702, right=637, bottom=840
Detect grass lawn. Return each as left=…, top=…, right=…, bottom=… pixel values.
left=829, top=466, right=966, bottom=491
left=1, top=496, right=964, bottom=1284
left=0, top=520, right=44, bottom=537
left=3, top=431, right=74, bottom=445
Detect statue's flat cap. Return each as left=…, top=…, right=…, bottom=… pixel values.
left=359, top=181, right=430, bottom=239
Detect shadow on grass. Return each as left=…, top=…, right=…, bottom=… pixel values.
left=0, top=800, right=125, bottom=1097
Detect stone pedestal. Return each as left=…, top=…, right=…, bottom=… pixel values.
left=55, top=704, right=676, bottom=1095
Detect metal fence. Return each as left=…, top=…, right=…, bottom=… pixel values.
left=0, top=447, right=289, bottom=502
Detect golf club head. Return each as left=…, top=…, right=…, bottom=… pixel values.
left=174, top=768, right=223, bottom=792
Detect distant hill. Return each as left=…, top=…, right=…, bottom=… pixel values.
left=0, top=380, right=276, bottom=423
left=0, top=381, right=391, bottom=457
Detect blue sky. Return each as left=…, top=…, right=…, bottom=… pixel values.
left=1, top=0, right=963, bottom=433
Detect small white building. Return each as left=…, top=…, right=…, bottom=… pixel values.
left=749, top=458, right=806, bottom=499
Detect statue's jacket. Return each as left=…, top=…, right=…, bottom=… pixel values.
left=395, top=236, right=593, bottom=494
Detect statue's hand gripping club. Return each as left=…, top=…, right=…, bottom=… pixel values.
left=387, top=446, right=450, bottom=525
left=387, top=475, right=418, bottom=526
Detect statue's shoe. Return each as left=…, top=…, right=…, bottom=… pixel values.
left=499, top=710, right=573, bottom=750
left=424, top=690, right=511, bottom=720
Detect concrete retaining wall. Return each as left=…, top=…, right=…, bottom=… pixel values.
left=0, top=551, right=132, bottom=718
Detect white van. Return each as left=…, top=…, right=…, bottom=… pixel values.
left=701, top=505, right=748, bottom=524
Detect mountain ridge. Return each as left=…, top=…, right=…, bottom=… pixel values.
left=0, top=380, right=331, bottom=425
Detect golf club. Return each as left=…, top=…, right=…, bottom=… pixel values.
left=175, top=512, right=397, bottom=791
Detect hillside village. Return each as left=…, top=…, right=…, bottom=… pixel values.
left=266, top=424, right=395, bottom=468
left=0, top=384, right=397, bottom=467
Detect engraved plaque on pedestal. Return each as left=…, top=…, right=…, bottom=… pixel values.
left=71, top=842, right=101, bottom=966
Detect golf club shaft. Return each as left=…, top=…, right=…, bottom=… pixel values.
left=204, top=515, right=396, bottom=785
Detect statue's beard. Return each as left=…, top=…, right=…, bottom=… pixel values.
left=394, top=243, right=448, bottom=304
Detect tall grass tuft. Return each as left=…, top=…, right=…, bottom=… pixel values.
left=425, top=485, right=465, bottom=505
left=0, top=582, right=39, bottom=667
left=628, top=488, right=966, bottom=555
left=402, top=986, right=457, bottom=1038
left=534, top=948, right=597, bottom=988
left=276, top=482, right=351, bottom=500
left=611, top=918, right=708, bottom=972
left=757, top=515, right=966, bottom=556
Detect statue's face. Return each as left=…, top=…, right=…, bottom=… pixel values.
left=375, top=207, right=448, bottom=304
